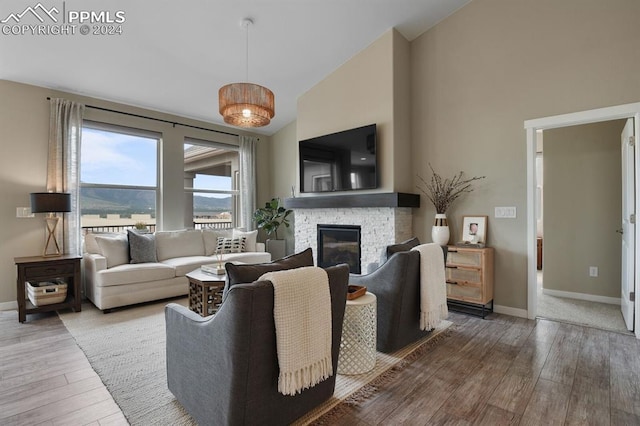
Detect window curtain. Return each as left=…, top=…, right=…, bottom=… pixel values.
left=239, top=135, right=257, bottom=231
left=47, top=98, right=85, bottom=255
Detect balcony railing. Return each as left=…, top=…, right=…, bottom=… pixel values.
left=193, top=221, right=233, bottom=230
left=82, top=220, right=233, bottom=234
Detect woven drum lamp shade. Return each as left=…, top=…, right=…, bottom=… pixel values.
left=219, top=82, right=275, bottom=127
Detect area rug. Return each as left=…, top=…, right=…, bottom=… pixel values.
left=59, top=298, right=452, bottom=425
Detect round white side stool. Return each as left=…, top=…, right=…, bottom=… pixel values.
left=337, top=291, right=377, bottom=375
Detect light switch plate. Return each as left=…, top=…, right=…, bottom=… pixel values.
left=495, top=207, right=517, bottom=218
left=16, top=207, right=34, bottom=218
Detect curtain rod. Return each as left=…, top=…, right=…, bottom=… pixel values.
left=46, top=97, right=240, bottom=138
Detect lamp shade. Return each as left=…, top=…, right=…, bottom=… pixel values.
left=219, top=83, right=275, bottom=127
left=30, top=192, right=71, bottom=213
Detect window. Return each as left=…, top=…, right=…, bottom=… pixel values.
left=80, top=122, right=160, bottom=233
left=184, top=138, right=239, bottom=229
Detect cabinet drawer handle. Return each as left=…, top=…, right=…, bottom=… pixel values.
left=455, top=265, right=479, bottom=271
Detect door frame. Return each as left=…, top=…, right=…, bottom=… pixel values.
left=524, top=102, right=640, bottom=338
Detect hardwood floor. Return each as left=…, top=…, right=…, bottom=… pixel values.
left=1, top=309, right=639, bottom=425
left=0, top=310, right=126, bottom=426
left=328, top=312, right=640, bottom=426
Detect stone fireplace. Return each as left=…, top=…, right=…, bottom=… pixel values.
left=285, top=193, right=419, bottom=273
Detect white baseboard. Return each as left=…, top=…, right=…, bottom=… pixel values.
left=493, top=304, right=528, bottom=318
left=542, top=288, right=621, bottom=305
left=0, top=301, right=18, bottom=311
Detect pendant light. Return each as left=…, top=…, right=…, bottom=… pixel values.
left=219, top=18, right=275, bottom=127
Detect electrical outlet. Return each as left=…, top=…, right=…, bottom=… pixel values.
left=589, top=266, right=599, bottom=277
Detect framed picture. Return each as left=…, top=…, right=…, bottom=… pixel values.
left=462, top=216, right=488, bottom=244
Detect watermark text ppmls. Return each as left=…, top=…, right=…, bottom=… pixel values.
left=1, top=2, right=126, bottom=36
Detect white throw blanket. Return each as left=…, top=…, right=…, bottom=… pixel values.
left=259, top=266, right=333, bottom=396
left=411, top=243, right=448, bottom=330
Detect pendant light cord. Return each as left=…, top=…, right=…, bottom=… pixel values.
left=244, top=19, right=251, bottom=83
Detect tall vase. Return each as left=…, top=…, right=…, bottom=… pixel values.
left=431, top=213, right=450, bottom=246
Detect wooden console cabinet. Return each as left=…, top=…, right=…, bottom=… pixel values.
left=15, top=254, right=82, bottom=323
left=445, top=246, right=494, bottom=318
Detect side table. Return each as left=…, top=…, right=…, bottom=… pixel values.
left=14, top=254, right=82, bottom=323
left=186, top=268, right=226, bottom=317
left=337, top=291, right=377, bottom=375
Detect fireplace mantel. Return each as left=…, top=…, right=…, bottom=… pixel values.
left=284, top=192, right=420, bottom=209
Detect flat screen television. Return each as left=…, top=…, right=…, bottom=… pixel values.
left=299, top=124, right=377, bottom=193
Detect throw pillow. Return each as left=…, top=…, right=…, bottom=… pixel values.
left=95, top=234, right=129, bottom=268
left=232, top=229, right=258, bottom=252
left=127, top=230, right=157, bottom=264
left=203, top=228, right=234, bottom=255
left=225, top=247, right=314, bottom=286
left=216, top=236, right=246, bottom=254
left=380, top=237, right=421, bottom=265
left=84, top=232, right=121, bottom=254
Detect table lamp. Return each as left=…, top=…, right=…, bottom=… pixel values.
left=30, top=192, right=71, bottom=257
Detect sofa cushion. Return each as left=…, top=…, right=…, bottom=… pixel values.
left=95, top=234, right=130, bottom=268
left=85, top=232, right=122, bottom=254
left=219, top=251, right=272, bottom=265
left=96, top=262, right=175, bottom=287
left=380, top=237, right=421, bottom=265
left=156, top=230, right=205, bottom=261
left=202, top=228, right=233, bottom=255
left=225, top=248, right=313, bottom=286
left=232, top=229, right=258, bottom=252
left=216, top=236, right=246, bottom=254
left=161, top=256, right=216, bottom=277
left=128, top=230, right=157, bottom=264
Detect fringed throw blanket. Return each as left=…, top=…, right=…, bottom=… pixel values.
left=259, top=266, right=333, bottom=396
left=411, top=243, right=448, bottom=330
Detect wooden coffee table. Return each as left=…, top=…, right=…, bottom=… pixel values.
left=186, top=268, right=226, bottom=317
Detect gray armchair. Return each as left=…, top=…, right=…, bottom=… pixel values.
left=350, top=250, right=431, bottom=353
left=165, top=264, right=349, bottom=426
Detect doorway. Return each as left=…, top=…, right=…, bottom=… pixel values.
left=525, top=102, right=640, bottom=337
left=536, top=122, right=629, bottom=333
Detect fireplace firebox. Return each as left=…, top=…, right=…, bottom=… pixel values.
left=317, top=224, right=361, bottom=274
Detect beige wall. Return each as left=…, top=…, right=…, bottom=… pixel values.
left=269, top=0, right=640, bottom=312
left=392, top=28, right=413, bottom=193
left=296, top=29, right=411, bottom=195
left=0, top=80, right=268, bottom=306
left=410, top=0, right=640, bottom=310
left=543, top=120, right=624, bottom=298
left=269, top=120, right=297, bottom=254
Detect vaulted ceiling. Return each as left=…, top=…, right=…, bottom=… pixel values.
left=0, top=0, right=471, bottom=134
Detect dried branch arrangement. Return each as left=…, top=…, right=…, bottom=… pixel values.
left=417, top=164, right=485, bottom=214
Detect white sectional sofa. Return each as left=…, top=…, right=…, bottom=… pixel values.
left=83, top=228, right=271, bottom=311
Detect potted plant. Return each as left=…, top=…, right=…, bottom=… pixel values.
left=253, top=198, right=293, bottom=259
left=416, top=164, right=484, bottom=245
left=133, top=221, right=149, bottom=233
